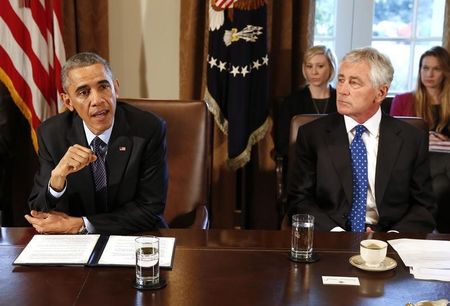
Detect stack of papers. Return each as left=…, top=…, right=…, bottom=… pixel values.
left=429, top=140, right=450, bottom=153
left=13, top=235, right=176, bottom=268
left=388, top=238, right=450, bottom=282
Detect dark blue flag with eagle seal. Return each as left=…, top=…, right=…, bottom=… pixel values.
left=205, top=0, right=269, bottom=170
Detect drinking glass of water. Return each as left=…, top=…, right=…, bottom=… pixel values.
left=290, top=214, right=317, bottom=262
left=135, top=236, right=160, bottom=288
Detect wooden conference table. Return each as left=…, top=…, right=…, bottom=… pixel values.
left=1, top=227, right=449, bottom=306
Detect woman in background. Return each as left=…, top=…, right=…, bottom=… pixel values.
left=390, top=46, right=450, bottom=233
left=276, top=45, right=337, bottom=159
left=390, top=46, right=450, bottom=140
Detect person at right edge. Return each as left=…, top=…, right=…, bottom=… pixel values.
left=390, top=46, right=450, bottom=233
left=287, top=47, right=436, bottom=233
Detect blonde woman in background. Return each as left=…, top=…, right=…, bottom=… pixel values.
left=276, top=45, right=337, bottom=159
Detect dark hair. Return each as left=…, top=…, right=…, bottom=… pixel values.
left=61, top=52, right=114, bottom=91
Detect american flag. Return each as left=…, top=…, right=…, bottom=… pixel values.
left=0, top=0, right=65, bottom=151
left=213, top=0, right=238, bottom=10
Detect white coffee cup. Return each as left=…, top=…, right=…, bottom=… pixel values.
left=360, top=239, right=387, bottom=267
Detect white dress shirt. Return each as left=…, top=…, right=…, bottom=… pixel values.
left=331, top=108, right=381, bottom=232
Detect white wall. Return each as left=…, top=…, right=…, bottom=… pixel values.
left=108, top=0, right=180, bottom=99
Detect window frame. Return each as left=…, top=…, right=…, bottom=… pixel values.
left=314, top=0, right=445, bottom=94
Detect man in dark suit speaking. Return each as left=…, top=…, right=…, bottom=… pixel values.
left=287, top=47, right=436, bottom=233
left=26, top=52, right=168, bottom=234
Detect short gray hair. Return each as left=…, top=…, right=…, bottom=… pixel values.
left=61, top=52, right=114, bottom=92
left=342, top=47, right=394, bottom=88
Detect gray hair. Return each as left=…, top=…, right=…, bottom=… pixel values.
left=61, top=52, right=114, bottom=92
left=342, top=47, right=394, bottom=88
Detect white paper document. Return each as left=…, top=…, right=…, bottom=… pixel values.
left=97, top=235, right=175, bottom=268
left=388, top=238, right=450, bottom=282
left=13, top=234, right=176, bottom=268
left=410, top=266, right=450, bottom=282
left=14, top=235, right=101, bottom=265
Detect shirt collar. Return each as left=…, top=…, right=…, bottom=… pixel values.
left=83, top=120, right=114, bottom=147
left=344, top=107, right=382, bottom=137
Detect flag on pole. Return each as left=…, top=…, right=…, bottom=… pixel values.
left=205, top=0, right=269, bottom=170
left=0, top=0, right=66, bottom=151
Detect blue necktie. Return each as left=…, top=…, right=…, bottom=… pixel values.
left=91, top=137, right=108, bottom=213
left=349, top=125, right=368, bottom=232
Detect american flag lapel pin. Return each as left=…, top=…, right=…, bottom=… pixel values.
left=119, top=146, right=126, bottom=152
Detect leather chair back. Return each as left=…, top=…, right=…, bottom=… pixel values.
left=121, top=99, right=212, bottom=229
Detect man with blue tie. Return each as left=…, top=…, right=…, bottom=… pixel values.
left=26, top=52, right=168, bottom=234
left=287, top=47, right=436, bottom=233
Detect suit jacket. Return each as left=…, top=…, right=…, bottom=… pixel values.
left=276, top=85, right=337, bottom=157
left=28, top=102, right=168, bottom=234
left=287, top=112, right=436, bottom=233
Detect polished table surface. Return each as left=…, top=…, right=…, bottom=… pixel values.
left=1, top=228, right=449, bottom=306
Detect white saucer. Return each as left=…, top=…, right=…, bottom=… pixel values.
left=349, top=255, right=397, bottom=272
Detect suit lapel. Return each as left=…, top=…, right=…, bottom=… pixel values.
left=66, top=114, right=97, bottom=215
left=325, top=115, right=353, bottom=204
left=106, top=106, right=132, bottom=207
left=375, top=115, right=402, bottom=206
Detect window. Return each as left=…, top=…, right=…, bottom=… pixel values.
left=314, top=0, right=445, bottom=94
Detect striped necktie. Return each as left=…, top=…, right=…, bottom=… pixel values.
left=91, top=137, right=108, bottom=213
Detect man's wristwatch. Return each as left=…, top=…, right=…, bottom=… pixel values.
left=78, top=224, right=88, bottom=234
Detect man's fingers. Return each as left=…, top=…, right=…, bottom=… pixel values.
left=25, top=211, right=74, bottom=234
left=50, top=211, right=67, bottom=218
left=68, top=145, right=94, bottom=161
left=62, top=146, right=97, bottom=173
left=71, top=144, right=94, bottom=154
left=32, top=224, right=44, bottom=234
left=25, top=213, right=51, bottom=234
left=30, top=210, right=48, bottom=219
left=24, top=214, right=33, bottom=223
left=52, top=144, right=98, bottom=178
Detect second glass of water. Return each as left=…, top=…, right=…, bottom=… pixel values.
left=135, top=236, right=160, bottom=287
left=291, top=214, right=314, bottom=260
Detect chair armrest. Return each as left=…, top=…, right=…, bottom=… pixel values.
left=190, top=205, right=209, bottom=229
left=280, top=214, right=291, bottom=230
left=275, top=155, right=284, bottom=202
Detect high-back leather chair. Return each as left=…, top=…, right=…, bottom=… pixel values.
left=122, top=99, right=212, bottom=229
left=280, top=114, right=428, bottom=229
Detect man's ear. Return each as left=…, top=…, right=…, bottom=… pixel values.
left=375, top=85, right=389, bottom=104
left=113, top=79, right=120, bottom=99
left=61, top=92, right=74, bottom=111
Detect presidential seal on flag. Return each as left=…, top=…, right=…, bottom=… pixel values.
left=205, top=0, right=269, bottom=170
